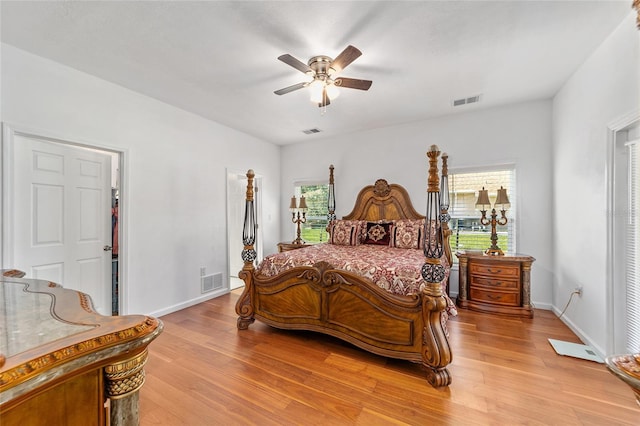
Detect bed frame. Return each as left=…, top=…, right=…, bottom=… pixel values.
left=235, top=148, right=453, bottom=387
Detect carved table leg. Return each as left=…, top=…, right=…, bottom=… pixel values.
left=456, top=256, right=468, bottom=306
left=104, top=350, right=148, bottom=426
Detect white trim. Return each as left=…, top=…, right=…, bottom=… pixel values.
left=606, top=111, right=640, bottom=354
left=292, top=179, right=329, bottom=188
left=449, top=162, right=516, bottom=176
left=1, top=124, right=16, bottom=269
left=149, top=288, right=229, bottom=318
left=553, top=306, right=606, bottom=359
left=0, top=122, right=131, bottom=314
left=117, top=148, right=130, bottom=314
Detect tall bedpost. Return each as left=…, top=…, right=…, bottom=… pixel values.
left=327, top=164, right=336, bottom=223
left=235, top=169, right=257, bottom=330
left=421, top=145, right=453, bottom=387
left=439, top=153, right=453, bottom=293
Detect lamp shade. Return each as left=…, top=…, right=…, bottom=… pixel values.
left=495, top=186, right=510, bottom=209
left=309, top=80, right=324, bottom=103
left=289, top=196, right=297, bottom=210
left=325, top=82, right=340, bottom=100
left=475, top=187, right=491, bottom=210
left=298, top=195, right=308, bottom=211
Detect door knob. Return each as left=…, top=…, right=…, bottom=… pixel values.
left=103, top=245, right=113, bottom=251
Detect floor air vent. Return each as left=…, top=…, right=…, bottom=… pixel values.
left=201, top=273, right=223, bottom=293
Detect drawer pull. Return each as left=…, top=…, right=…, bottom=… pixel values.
left=486, top=293, right=501, bottom=300
left=487, top=268, right=502, bottom=274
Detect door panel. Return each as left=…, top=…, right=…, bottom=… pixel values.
left=12, top=134, right=112, bottom=315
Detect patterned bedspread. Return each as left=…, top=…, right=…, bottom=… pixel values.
left=257, top=244, right=457, bottom=316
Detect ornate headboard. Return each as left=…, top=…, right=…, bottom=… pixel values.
left=341, top=179, right=424, bottom=221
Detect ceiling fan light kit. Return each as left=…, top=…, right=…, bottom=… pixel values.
left=274, top=45, right=372, bottom=110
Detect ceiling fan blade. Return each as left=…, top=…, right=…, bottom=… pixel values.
left=278, top=54, right=313, bottom=74
left=274, top=82, right=307, bottom=95
left=335, top=77, right=372, bottom=91
left=318, top=87, right=330, bottom=108
left=329, top=45, right=362, bottom=75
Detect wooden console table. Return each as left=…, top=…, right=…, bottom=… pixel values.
left=0, top=272, right=163, bottom=426
left=456, top=251, right=535, bottom=318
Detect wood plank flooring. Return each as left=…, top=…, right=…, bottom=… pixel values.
left=140, top=290, right=640, bottom=425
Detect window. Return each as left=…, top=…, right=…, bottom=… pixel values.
left=294, top=183, right=330, bottom=243
left=448, top=168, right=516, bottom=259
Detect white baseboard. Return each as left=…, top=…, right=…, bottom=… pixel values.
left=149, top=288, right=230, bottom=318
left=551, top=306, right=606, bottom=360
left=531, top=301, right=553, bottom=311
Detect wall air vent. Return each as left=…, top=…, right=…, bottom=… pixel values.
left=302, top=128, right=322, bottom=135
left=453, top=94, right=482, bottom=107
left=201, top=272, right=223, bottom=293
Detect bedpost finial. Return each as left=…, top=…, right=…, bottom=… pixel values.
left=441, top=153, right=449, bottom=177
left=426, top=148, right=441, bottom=193
left=246, top=169, right=255, bottom=201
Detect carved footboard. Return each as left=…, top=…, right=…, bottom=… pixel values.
left=236, top=147, right=452, bottom=387
left=236, top=261, right=451, bottom=386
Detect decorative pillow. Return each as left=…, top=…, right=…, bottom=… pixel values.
left=391, top=219, right=425, bottom=249
left=363, top=221, right=393, bottom=245
left=329, top=220, right=363, bottom=246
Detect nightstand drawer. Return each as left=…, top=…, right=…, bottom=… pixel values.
left=470, top=288, right=520, bottom=306
left=470, top=275, right=519, bottom=290
left=469, top=262, right=520, bottom=278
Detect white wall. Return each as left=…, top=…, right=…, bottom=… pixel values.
left=1, top=44, right=281, bottom=316
left=552, top=12, right=640, bottom=356
left=281, top=100, right=554, bottom=307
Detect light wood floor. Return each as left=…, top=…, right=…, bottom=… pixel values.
left=140, top=290, right=639, bottom=425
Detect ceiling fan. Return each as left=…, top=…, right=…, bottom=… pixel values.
left=274, top=45, right=373, bottom=108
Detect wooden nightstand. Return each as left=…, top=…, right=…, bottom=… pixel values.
left=277, top=242, right=311, bottom=252
left=456, top=251, right=535, bottom=318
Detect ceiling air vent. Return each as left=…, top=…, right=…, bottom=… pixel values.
left=302, top=128, right=322, bottom=135
left=453, top=94, right=481, bottom=107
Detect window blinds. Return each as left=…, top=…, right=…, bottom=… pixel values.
left=626, top=140, right=639, bottom=352
left=448, top=168, right=516, bottom=255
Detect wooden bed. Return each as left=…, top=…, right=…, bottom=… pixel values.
left=235, top=146, right=454, bottom=387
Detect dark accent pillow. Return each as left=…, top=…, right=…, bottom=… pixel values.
left=364, top=222, right=393, bottom=245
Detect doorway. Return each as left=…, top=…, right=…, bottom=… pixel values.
left=227, top=170, right=263, bottom=290
left=609, top=116, right=640, bottom=354
left=2, top=125, right=123, bottom=316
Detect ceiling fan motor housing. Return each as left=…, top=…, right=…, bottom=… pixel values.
left=308, top=55, right=333, bottom=79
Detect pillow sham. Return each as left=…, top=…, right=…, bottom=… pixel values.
left=390, top=219, right=425, bottom=249
left=329, top=220, right=364, bottom=246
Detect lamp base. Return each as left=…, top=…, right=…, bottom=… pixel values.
left=485, top=247, right=504, bottom=256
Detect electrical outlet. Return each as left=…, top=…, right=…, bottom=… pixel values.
left=574, top=286, right=583, bottom=296
left=200, top=267, right=206, bottom=276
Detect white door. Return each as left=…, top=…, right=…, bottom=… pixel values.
left=9, top=133, right=112, bottom=315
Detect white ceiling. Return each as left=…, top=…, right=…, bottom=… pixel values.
left=0, top=1, right=632, bottom=145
